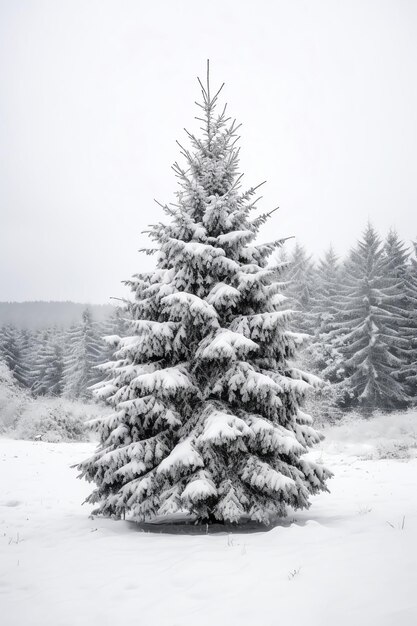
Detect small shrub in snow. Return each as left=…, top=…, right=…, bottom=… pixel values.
left=374, top=441, right=413, bottom=461
left=302, top=380, right=345, bottom=426
left=0, top=362, right=107, bottom=442
left=14, top=400, right=87, bottom=442
left=321, top=410, right=417, bottom=460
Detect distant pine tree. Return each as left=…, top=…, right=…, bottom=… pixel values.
left=304, top=247, right=346, bottom=419
left=332, top=224, right=410, bottom=413
left=283, top=243, right=316, bottom=334
left=14, top=328, right=36, bottom=389
left=0, top=324, right=31, bottom=387
left=0, top=324, right=18, bottom=371
left=63, top=309, right=103, bottom=399
left=402, top=240, right=417, bottom=401
left=33, top=328, right=64, bottom=396
left=310, top=247, right=341, bottom=337
left=381, top=230, right=415, bottom=387
left=97, top=307, right=129, bottom=364
left=77, top=63, right=331, bottom=525
left=32, top=329, right=51, bottom=395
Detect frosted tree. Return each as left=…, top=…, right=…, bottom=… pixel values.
left=0, top=325, right=18, bottom=373
left=63, top=309, right=103, bottom=399
left=77, top=64, right=331, bottom=525
left=383, top=230, right=410, bottom=283
left=32, top=329, right=50, bottom=394
left=310, top=247, right=342, bottom=338
left=402, top=239, right=417, bottom=400
left=332, top=224, right=410, bottom=413
left=282, top=243, right=316, bottom=334
left=0, top=324, right=33, bottom=388
left=304, top=248, right=346, bottom=419
left=32, top=328, right=64, bottom=396
left=381, top=230, right=415, bottom=381
left=15, top=329, right=37, bottom=389
left=98, top=307, right=129, bottom=364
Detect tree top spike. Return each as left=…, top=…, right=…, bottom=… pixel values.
left=206, top=59, right=210, bottom=102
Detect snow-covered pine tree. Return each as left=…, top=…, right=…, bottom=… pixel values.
left=15, top=329, right=37, bottom=389
left=63, top=309, right=103, bottom=399
left=331, top=224, right=410, bottom=413
left=33, top=328, right=64, bottom=396
left=77, top=64, right=331, bottom=525
left=32, top=329, right=51, bottom=395
left=383, top=229, right=410, bottom=283
left=381, top=230, right=416, bottom=391
left=97, top=307, right=128, bottom=365
left=282, top=243, right=317, bottom=334
left=0, top=324, right=17, bottom=372
left=402, top=239, right=417, bottom=401
left=0, top=324, right=32, bottom=387
left=310, top=247, right=341, bottom=339
left=304, top=247, right=346, bottom=419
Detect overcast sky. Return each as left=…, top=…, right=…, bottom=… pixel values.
left=1, top=0, right=416, bottom=303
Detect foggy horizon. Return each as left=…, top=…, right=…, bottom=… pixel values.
left=1, top=0, right=417, bottom=303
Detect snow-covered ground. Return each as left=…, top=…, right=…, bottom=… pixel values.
left=1, top=414, right=417, bottom=626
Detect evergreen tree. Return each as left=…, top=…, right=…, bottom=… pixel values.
left=402, top=240, right=417, bottom=401
left=305, top=248, right=346, bottom=418
left=77, top=64, right=331, bottom=525
left=45, top=334, right=64, bottom=396
left=332, top=224, right=410, bottom=413
left=33, top=328, right=64, bottom=396
left=63, top=309, right=103, bottom=399
left=383, top=230, right=410, bottom=284
left=0, top=324, right=31, bottom=387
left=15, top=328, right=37, bottom=389
left=32, top=329, right=48, bottom=394
left=283, top=243, right=316, bottom=334
left=0, top=324, right=18, bottom=372
left=98, top=307, right=128, bottom=364
left=310, top=247, right=341, bottom=338
left=381, top=230, right=415, bottom=386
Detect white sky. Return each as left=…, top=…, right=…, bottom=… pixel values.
left=1, top=0, right=416, bottom=303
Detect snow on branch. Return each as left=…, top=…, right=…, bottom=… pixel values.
left=157, top=437, right=204, bottom=475
left=196, top=330, right=259, bottom=362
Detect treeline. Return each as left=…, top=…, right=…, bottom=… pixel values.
left=1, top=223, right=416, bottom=417
left=0, top=301, right=113, bottom=330
left=282, top=224, right=417, bottom=417
left=0, top=308, right=126, bottom=400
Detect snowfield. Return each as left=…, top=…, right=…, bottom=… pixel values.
left=1, top=415, right=417, bottom=626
